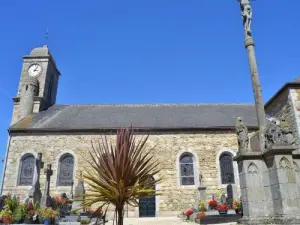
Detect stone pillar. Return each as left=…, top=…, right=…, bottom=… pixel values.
left=245, top=37, right=266, bottom=151
left=263, top=146, right=300, bottom=221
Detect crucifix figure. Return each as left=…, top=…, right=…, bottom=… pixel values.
left=199, top=172, right=203, bottom=187
left=238, top=0, right=252, bottom=36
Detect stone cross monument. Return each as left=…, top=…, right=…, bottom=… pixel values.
left=28, top=153, right=44, bottom=204
left=235, top=1, right=300, bottom=224
left=41, top=164, right=53, bottom=207
left=237, top=0, right=266, bottom=151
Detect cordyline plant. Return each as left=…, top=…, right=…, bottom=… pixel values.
left=78, top=127, right=161, bottom=225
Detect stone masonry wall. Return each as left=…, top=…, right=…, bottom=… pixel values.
left=2, top=131, right=245, bottom=216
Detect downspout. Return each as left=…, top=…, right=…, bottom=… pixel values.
left=0, top=132, right=12, bottom=195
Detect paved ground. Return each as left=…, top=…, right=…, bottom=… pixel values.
left=105, top=217, right=237, bottom=225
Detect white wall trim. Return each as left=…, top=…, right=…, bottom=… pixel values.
left=216, top=148, right=239, bottom=189
left=176, top=148, right=200, bottom=189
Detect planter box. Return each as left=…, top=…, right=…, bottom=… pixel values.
left=218, top=210, right=228, bottom=215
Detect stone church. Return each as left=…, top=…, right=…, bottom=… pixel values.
left=1, top=45, right=300, bottom=217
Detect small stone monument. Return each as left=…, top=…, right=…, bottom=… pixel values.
left=220, top=193, right=226, bottom=204
left=73, top=171, right=86, bottom=210
left=28, top=153, right=44, bottom=204
left=41, top=164, right=53, bottom=207
left=226, top=184, right=233, bottom=207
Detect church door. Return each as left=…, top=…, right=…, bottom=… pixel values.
left=139, top=177, right=156, bottom=217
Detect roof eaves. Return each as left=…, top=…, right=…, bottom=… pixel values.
left=8, top=126, right=259, bottom=134
left=265, top=82, right=300, bottom=109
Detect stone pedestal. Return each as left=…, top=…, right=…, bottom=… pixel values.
left=72, top=181, right=85, bottom=211
left=234, top=145, right=300, bottom=224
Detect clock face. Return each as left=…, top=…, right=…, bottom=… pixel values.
left=28, top=64, right=42, bottom=77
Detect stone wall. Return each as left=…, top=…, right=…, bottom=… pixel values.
left=2, top=131, right=246, bottom=216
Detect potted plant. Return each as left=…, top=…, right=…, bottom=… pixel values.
left=0, top=209, right=13, bottom=225
left=184, top=208, right=194, bottom=220
left=198, top=201, right=207, bottom=212
left=37, top=207, right=57, bottom=225
left=208, top=200, right=218, bottom=210
left=216, top=204, right=229, bottom=215
left=195, top=211, right=206, bottom=224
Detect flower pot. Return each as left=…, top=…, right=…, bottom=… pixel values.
left=2, top=217, right=13, bottom=225
left=218, top=210, right=228, bottom=215
left=235, top=208, right=241, bottom=214
left=44, top=219, right=50, bottom=225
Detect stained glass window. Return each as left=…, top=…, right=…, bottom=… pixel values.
left=220, top=152, right=235, bottom=184
left=58, top=154, right=74, bottom=186
left=18, top=154, right=35, bottom=186
left=180, top=154, right=195, bottom=185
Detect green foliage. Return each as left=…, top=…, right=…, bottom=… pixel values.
left=199, top=201, right=206, bottom=212
left=37, top=207, right=57, bottom=219
left=80, top=219, right=90, bottom=224
left=12, top=204, right=27, bottom=223
left=79, top=127, right=162, bottom=225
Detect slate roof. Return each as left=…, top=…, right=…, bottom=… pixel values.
left=10, top=104, right=258, bottom=132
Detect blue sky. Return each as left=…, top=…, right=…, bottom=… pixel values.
left=0, top=0, right=299, bottom=175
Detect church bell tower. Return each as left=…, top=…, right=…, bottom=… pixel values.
left=11, top=45, right=61, bottom=125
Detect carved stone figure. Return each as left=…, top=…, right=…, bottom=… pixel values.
left=265, top=118, right=296, bottom=149
left=28, top=153, right=44, bottom=204
left=280, top=118, right=295, bottom=145
left=235, top=117, right=249, bottom=153
left=238, top=0, right=252, bottom=35
left=199, top=172, right=203, bottom=187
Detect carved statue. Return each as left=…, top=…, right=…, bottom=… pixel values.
left=265, top=118, right=295, bottom=149
left=235, top=117, right=249, bottom=153
left=280, top=118, right=295, bottom=145
left=199, top=172, right=203, bottom=187
left=238, top=0, right=252, bottom=35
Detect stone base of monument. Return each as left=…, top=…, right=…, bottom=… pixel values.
left=238, top=216, right=300, bottom=225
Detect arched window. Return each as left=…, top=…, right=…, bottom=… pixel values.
left=219, top=152, right=235, bottom=184
left=179, top=154, right=195, bottom=185
left=18, top=154, right=35, bottom=186
left=57, top=154, right=74, bottom=186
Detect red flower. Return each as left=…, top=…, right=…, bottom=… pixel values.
left=216, top=204, right=229, bottom=211
left=185, top=209, right=194, bottom=216
left=208, top=200, right=218, bottom=207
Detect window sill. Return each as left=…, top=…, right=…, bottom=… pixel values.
left=179, top=185, right=197, bottom=189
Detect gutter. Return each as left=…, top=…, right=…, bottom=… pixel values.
left=8, top=126, right=259, bottom=134
left=0, top=133, right=12, bottom=195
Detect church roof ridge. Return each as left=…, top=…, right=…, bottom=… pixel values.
left=55, top=103, right=254, bottom=108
